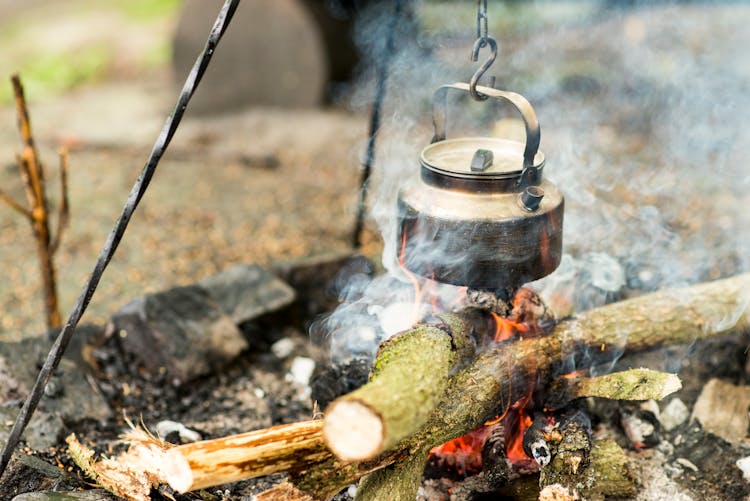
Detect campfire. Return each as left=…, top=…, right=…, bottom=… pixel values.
left=2, top=2, right=750, bottom=501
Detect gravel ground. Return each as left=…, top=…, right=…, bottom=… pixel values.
left=0, top=80, right=378, bottom=339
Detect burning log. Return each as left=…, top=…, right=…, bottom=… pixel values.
left=74, top=272, right=750, bottom=500
left=323, top=314, right=475, bottom=461
left=538, top=410, right=592, bottom=490
left=342, top=272, right=750, bottom=499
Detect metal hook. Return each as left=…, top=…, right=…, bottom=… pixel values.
left=469, top=36, right=497, bottom=101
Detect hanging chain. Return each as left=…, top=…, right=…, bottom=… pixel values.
left=476, top=0, right=489, bottom=45
left=469, top=0, right=497, bottom=101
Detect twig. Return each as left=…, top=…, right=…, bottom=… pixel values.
left=49, top=146, right=70, bottom=254
left=0, top=0, right=241, bottom=481
left=545, top=368, right=682, bottom=410
left=0, top=189, right=32, bottom=220
left=164, top=420, right=330, bottom=492
left=10, top=74, right=61, bottom=330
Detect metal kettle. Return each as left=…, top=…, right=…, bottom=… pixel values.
left=396, top=82, right=564, bottom=291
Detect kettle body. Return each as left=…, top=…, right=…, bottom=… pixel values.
left=396, top=83, right=564, bottom=290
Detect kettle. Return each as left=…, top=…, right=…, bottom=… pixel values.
left=396, top=82, right=564, bottom=291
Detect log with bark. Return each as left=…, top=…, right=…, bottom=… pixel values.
left=70, top=272, right=750, bottom=500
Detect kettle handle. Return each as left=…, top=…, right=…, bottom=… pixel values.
left=431, top=83, right=541, bottom=172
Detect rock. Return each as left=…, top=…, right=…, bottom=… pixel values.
left=691, top=378, right=750, bottom=443
left=12, top=490, right=118, bottom=500
left=271, top=337, right=296, bottom=359
left=736, top=456, right=750, bottom=482
left=620, top=407, right=660, bottom=450
left=171, top=0, right=328, bottom=114
left=272, top=252, right=375, bottom=323
left=0, top=330, right=111, bottom=425
left=0, top=355, right=25, bottom=403
left=286, top=356, right=316, bottom=401
left=288, top=357, right=316, bottom=387
left=199, top=264, right=295, bottom=325
left=2, top=452, right=75, bottom=499
left=660, top=398, right=689, bottom=431
left=25, top=412, right=64, bottom=451
left=107, top=285, right=247, bottom=383
left=155, top=420, right=201, bottom=444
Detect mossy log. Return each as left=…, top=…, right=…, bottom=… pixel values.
left=545, top=368, right=683, bottom=410
left=323, top=314, right=475, bottom=461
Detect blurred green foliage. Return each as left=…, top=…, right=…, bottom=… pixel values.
left=0, top=0, right=181, bottom=104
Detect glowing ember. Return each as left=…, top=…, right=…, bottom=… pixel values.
left=429, top=426, right=490, bottom=475
left=428, top=287, right=553, bottom=474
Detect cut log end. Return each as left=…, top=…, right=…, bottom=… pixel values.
left=660, top=373, right=683, bottom=399
left=324, top=400, right=384, bottom=461
left=163, top=449, right=194, bottom=493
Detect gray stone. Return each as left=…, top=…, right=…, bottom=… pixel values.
left=2, top=452, right=74, bottom=498
left=272, top=252, right=375, bottom=320
left=0, top=407, right=64, bottom=451
left=171, top=0, right=327, bottom=114
left=25, top=412, right=64, bottom=451
left=691, top=378, right=750, bottom=443
left=660, top=398, right=690, bottom=431
left=107, top=285, right=247, bottom=383
left=0, top=330, right=111, bottom=427
left=12, top=490, right=118, bottom=500
left=199, top=264, right=295, bottom=325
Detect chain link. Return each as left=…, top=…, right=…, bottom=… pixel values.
left=476, top=0, right=489, bottom=44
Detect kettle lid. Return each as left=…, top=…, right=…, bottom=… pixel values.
left=420, top=136, right=545, bottom=193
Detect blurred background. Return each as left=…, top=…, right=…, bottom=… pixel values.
left=0, top=0, right=748, bottom=340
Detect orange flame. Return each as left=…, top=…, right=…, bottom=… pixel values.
left=397, top=230, right=422, bottom=326
left=429, top=426, right=490, bottom=475
left=490, top=312, right=529, bottom=342
left=506, top=408, right=533, bottom=464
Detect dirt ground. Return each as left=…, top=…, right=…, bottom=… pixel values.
left=1, top=1, right=750, bottom=500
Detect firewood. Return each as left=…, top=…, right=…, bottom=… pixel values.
left=78, top=273, right=750, bottom=500
left=545, top=368, right=682, bottom=410
left=538, top=410, right=592, bottom=490
left=351, top=271, right=750, bottom=500
left=164, top=420, right=331, bottom=492
left=69, top=421, right=333, bottom=499
left=323, top=313, right=475, bottom=461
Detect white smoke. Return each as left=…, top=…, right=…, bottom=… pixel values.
left=315, top=1, right=750, bottom=361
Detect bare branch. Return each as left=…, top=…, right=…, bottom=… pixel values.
left=50, top=146, right=70, bottom=254
left=0, top=189, right=32, bottom=220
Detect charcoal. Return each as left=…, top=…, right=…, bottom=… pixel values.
left=309, top=356, right=370, bottom=409
left=620, top=406, right=660, bottom=450
left=481, top=422, right=511, bottom=488
left=523, top=414, right=552, bottom=468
